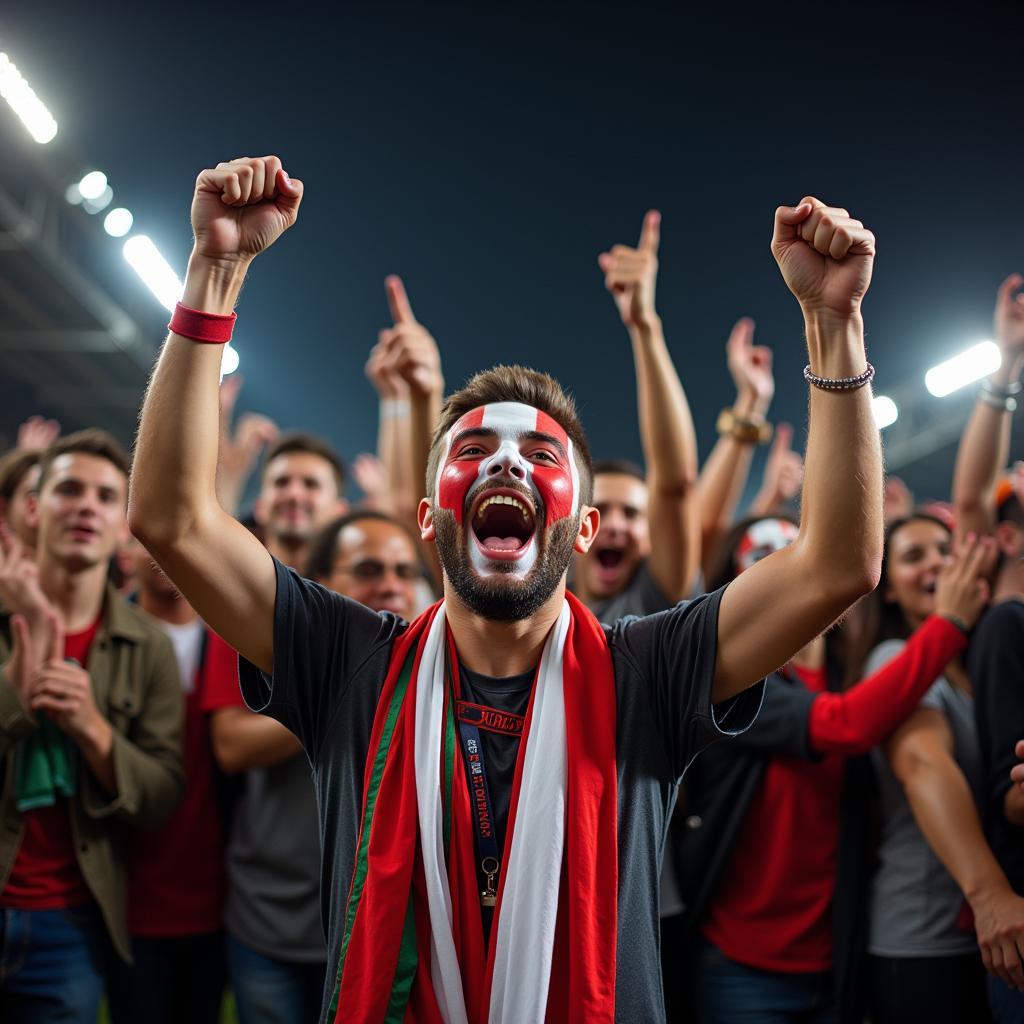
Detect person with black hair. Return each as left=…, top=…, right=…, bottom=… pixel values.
left=663, top=515, right=991, bottom=1024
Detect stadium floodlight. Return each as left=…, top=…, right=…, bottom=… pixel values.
left=78, top=171, right=108, bottom=201
left=872, top=394, right=898, bottom=430
left=65, top=184, right=83, bottom=205
left=103, top=208, right=133, bottom=237
left=925, top=340, right=1002, bottom=398
left=221, top=344, right=240, bottom=376
left=0, top=52, right=58, bottom=143
left=122, top=235, right=182, bottom=312
left=83, top=185, right=113, bottom=214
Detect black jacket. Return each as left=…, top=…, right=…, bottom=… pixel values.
left=662, top=660, right=874, bottom=1024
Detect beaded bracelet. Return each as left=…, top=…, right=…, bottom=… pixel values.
left=803, top=362, right=875, bottom=392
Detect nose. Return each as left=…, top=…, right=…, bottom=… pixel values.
left=485, top=442, right=528, bottom=481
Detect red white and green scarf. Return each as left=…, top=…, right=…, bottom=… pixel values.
left=330, top=591, right=617, bottom=1023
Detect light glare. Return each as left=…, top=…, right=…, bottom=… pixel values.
left=872, top=395, right=898, bottom=430
left=78, top=171, right=108, bottom=200
left=103, top=208, right=133, bottom=237
left=221, top=344, right=240, bottom=376
left=925, top=341, right=1002, bottom=398
left=0, top=52, right=58, bottom=143
left=123, top=235, right=182, bottom=312
left=83, top=185, right=113, bottom=214
left=65, top=184, right=82, bottom=205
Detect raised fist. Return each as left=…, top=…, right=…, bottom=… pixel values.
left=191, top=156, right=303, bottom=265
left=598, top=210, right=661, bottom=330
left=726, top=318, right=774, bottom=412
left=369, top=276, right=443, bottom=399
left=994, top=273, right=1024, bottom=359
left=771, top=198, right=875, bottom=318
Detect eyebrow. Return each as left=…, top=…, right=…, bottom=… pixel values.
left=450, top=427, right=567, bottom=460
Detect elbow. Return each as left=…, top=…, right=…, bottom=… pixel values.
left=212, top=735, right=248, bottom=775
left=127, top=495, right=203, bottom=553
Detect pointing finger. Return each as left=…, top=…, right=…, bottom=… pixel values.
left=385, top=275, right=416, bottom=325
left=772, top=422, right=793, bottom=455
left=639, top=210, right=661, bottom=254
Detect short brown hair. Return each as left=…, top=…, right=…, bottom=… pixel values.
left=0, top=449, right=41, bottom=502
left=37, top=429, right=131, bottom=491
left=426, top=365, right=592, bottom=504
left=263, top=432, right=345, bottom=494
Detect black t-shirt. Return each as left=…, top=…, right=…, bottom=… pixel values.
left=968, top=598, right=1024, bottom=894
left=239, top=558, right=763, bottom=1024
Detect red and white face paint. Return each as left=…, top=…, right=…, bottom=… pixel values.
left=435, top=402, right=581, bottom=577
left=734, top=518, right=798, bottom=575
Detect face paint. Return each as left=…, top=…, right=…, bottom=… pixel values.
left=434, top=402, right=580, bottom=578
left=735, top=518, right=798, bottom=574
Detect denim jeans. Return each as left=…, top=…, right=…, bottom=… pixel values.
left=227, top=933, right=326, bottom=1024
left=695, top=940, right=838, bottom=1024
left=989, top=973, right=1024, bottom=1024
left=107, top=930, right=226, bottom=1024
left=0, top=903, right=109, bottom=1024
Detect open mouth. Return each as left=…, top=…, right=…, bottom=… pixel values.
left=67, top=525, right=98, bottom=541
left=470, top=489, right=537, bottom=560
left=596, top=549, right=624, bottom=570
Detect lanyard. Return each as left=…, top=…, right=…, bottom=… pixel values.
left=456, top=714, right=502, bottom=907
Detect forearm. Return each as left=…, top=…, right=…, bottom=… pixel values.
left=631, top=319, right=698, bottom=495
left=798, top=312, right=883, bottom=599
left=131, top=255, right=248, bottom=542
left=411, top=388, right=443, bottom=585
left=952, top=358, right=1021, bottom=537
left=809, top=616, right=966, bottom=755
left=212, top=710, right=302, bottom=773
left=377, top=400, right=409, bottom=516
left=76, top=717, right=116, bottom=795
left=903, top=752, right=1009, bottom=905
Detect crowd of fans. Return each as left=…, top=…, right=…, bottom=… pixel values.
left=0, top=190, right=1022, bottom=1024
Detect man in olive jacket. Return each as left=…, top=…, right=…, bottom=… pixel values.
left=0, top=429, right=183, bottom=1023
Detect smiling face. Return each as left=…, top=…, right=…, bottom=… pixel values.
left=30, top=453, right=128, bottom=572
left=884, top=518, right=952, bottom=628
left=428, top=402, right=585, bottom=620
left=255, top=451, right=347, bottom=547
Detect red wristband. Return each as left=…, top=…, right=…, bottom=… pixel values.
left=168, top=302, right=236, bottom=344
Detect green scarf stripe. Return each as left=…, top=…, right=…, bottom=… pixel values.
left=329, top=651, right=415, bottom=1019
left=382, top=899, right=419, bottom=1024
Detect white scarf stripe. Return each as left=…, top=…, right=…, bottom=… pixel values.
left=488, top=600, right=569, bottom=1023
left=413, top=599, right=569, bottom=1024
left=415, top=606, right=470, bottom=1024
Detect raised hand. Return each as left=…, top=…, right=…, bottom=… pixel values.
left=371, top=276, right=443, bottom=399
left=753, top=423, right=804, bottom=513
left=16, top=415, right=60, bottom=452
left=934, top=532, right=993, bottom=629
left=0, top=522, right=53, bottom=625
left=352, top=453, right=388, bottom=507
left=726, top=318, right=774, bottom=415
left=191, top=156, right=304, bottom=266
left=598, top=210, right=661, bottom=331
left=771, top=197, right=875, bottom=318
left=994, top=274, right=1024, bottom=363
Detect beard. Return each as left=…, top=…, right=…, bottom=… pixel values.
left=434, top=507, right=579, bottom=622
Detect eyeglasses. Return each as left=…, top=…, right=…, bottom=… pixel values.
left=331, top=560, right=421, bottom=582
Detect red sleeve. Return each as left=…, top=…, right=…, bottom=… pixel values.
left=808, top=615, right=967, bottom=756
left=199, top=630, right=246, bottom=712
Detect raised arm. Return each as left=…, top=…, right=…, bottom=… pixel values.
left=714, top=198, right=884, bottom=703
left=215, top=375, right=280, bottom=517
left=747, top=423, right=804, bottom=518
left=952, top=274, right=1024, bottom=540
left=376, top=275, right=445, bottom=587
left=129, top=157, right=304, bottom=674
left=598, top=211, right=700, bottom=600
left=695, top=318, right=776, bottom=575
left=887, top=708, right=1024, bottom=989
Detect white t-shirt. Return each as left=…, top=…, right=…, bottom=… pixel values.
left=158, top=617, right=205, bottom=693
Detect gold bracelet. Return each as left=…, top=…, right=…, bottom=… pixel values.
left=716, top=407, right=773, bottom=444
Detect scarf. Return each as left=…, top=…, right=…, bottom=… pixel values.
left=329, top=591, right=617, bottom=1023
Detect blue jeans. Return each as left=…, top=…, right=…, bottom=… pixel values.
left=227, top=933, right=326, bottom=1024
left=0, top=904, right=109, bottom=1023
left=695, top=941, right=838, bottom=1024
left=989, top=973, right=1024, bottom=1024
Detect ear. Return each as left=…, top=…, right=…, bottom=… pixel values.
left=996, top=520, right=1023, bottom=559
left=573, top=505, right=600, bottom=554
left=418, top=499, right=436, bottom=542
left=335, top=497, right=350, bottom=517
left=24, top=492, right=39, bottom=530
left=116, top=515, right=130, bottom=546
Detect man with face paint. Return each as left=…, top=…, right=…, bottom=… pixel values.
left=131, top=157, right=884, bottom=1024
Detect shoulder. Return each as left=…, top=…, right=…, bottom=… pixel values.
left=974, top=599, right=1024, bottom=640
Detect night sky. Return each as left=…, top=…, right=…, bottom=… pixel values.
left=2, top=1, right=1023, bottom=504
